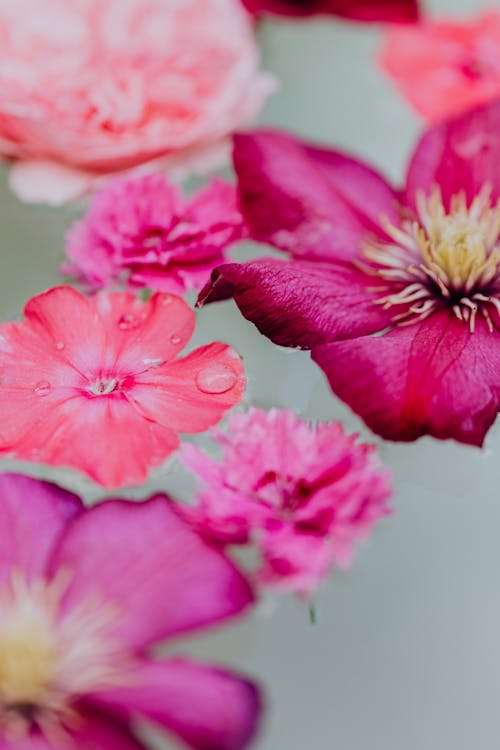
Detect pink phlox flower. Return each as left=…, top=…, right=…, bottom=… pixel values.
left=182, top=408, right=392, bottom=596
left=242, top=0, right=418, bottom=22
left=0, top=286, right=245, bottom=488
left=380, top=10, right=500, bottom=123
left=62, top=174, right=247, bottom=295
left=0, top=473, right=261, bottom=750
left=199, top=106, right=500, bottom=448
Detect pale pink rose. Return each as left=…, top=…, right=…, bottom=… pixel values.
left=0, top=0, right=274, bottom=204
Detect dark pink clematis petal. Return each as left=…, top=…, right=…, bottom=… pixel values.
left=242, top=0, right=418, bottom=22
left=50, top=496, right=254, bottom=650
left=312, top=311, right=500, bottom=447
left=198, top=258, right=393, bottom=349
left=0, top=473, right=82, bottom=588
left=405, top=99, right=500, bottom=209
left=90, top=658, right=261, bottom=750
left=233, top=130, right=399, bottom=262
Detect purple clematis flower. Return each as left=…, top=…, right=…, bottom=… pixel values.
left=199, top=102, right=500, bottom=447
left=0, top=473, right=261, bottom=750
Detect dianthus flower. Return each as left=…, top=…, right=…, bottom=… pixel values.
left=0, top=287, right=245, bottom=487
left=380, top=10, right=500, bottom=123
left=0, top=0, right=273, bottom=204
left=200, top=102, right=500, bottom=447
left=182, top=408, right=392, bottom=595
left=0, top=473, right=260, bottom=750
left=242, top=0, right=418, bottom=21
left=63, top=175, right=246, bottom=294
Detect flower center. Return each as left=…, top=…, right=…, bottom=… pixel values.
left=361, top=186, right=500, bottom=332
left=88, top=377, right=118, bottom=396
left=0, top=572, right=130, bottom=740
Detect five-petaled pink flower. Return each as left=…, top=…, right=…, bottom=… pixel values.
left=380, top=10, right=500, bottom=123
left=0, top=286, right=245, bottom=487
left=242, top=0, right=418, bottom=22
left=199, top=102, right=500, bottom=447
left=62, top=175, right=246, bottom=295
left=182, top=408, right=392, bottom=595
left=0, top=0, right=273, bottom=205
left=0, top=473, right=261, bottom=750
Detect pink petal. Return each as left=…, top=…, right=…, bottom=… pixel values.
left=8, top=159, right=92, bottom=205
left=312, top=311, right=500, bottom=447
left=242, top=0, right=418, bottom=21
left=405, top=100, right=500, bottom=210
left=0, top=473, right=82, bottom=588
left=131, top=342, right=246, bottom=432
left=233, top=130, right=399, bottom=262
left=198, top=258, right=392, bottom=349
left=90, top=658, right=262, bottom=750
left=50, top=496, right=254, bottom=649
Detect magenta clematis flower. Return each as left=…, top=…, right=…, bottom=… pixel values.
left=62, top=175, right=247, bottom=295
left=380, top=11, right=500, bottom=123
left=199, top=103, right=500, bottom=447
left=182, top=408, right=392, bottom=595
left=0, top=473, right=260, bottom=750
left=0, top=286, right=245, bottom=487
left=242, top=0, right=418, bottom=22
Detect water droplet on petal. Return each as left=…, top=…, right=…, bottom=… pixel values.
left=195, top=364, right=237, bottom=394
left=170, top=334, right=182, bottom=345
left=161, top=295, right=173, bottom=306
left=34, top=380, right=51, bottom=396
left=55, top=341, right=65, bottom=351
left=143, top=357, right=163, bottom=367
left=118, top=313, right=138, bottom=331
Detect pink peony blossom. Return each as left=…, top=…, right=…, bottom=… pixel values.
left=0, top=472, right=261, bottom=749
left=182, top=408, right=392, bottom=595
left=380, top=11, right=500, bottom=123
left=243, top=0, right=418, bottom=21
left=0, top=286, right=245, bottom=487
left=62, top=174, right=247, bottom=294
left=199, top=104, right=500, bottom=447
left=0, top=0, right=273, bottom=205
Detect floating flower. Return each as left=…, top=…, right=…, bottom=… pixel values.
left=62, top=175, right=246, bottom=295
left=0, top=473, right=261, bottom=750
left=380, top=10, right=500, bottom=123
left=0, top=286, right=245, bottom=487
left=242, top=0, right=418, bottom=21
left=0, top=0, right=273, bottom=205
left=182, top=408, right=392, bottom=595
left=199, top=105, right=500, bottom=447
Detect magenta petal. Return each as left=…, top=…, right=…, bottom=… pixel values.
left=50, top=496, right=254, bottom=650
left=91, top=658, right=262, bottom=750
left=405, top=100, right=500, bottom=209
left=198, top=258, right=392, bottom=349
left=312, top=311, right=500, bottom=446
left=233, top=130, right=399, bottom=262
left=242, top=0, right=418, bottom=22
left=0, top=473, right=82, bottom=588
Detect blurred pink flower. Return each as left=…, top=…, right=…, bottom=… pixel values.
left=0, top=0, right=274, bottom=205
left=0, top=286, right=245, bottom=488
left=62, top=174, right=247, bottom=294
left=0, top=473, right=261, bottom=750
left=380, top=10, right=500, bottom=122
left=200, top=107, right=500, bottom=447
left=243, top=0, right=418, bottom=21
left=182, top=408, right=392, bottom=596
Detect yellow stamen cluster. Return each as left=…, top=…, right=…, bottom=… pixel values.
left=361, top=186, right=500, bottom=332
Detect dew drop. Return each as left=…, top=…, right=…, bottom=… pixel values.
left=34, top=380, right=51, bottom=396
left=118, top=313, right=138, bottom=331
left=161, top=294, right=173, bottom=306
left=55, top=341, right=65, bottom=351
left=170, top=334, right=182, bottom=345
left=195, top=364, right=237, bottom=394
left=143, top=357, right=163, bottom=367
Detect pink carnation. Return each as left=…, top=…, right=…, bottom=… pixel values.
left=62, top=174, right=247, bottom=294
left=380, top=10, right=500, bottom=123
left=0, top=473, right=261, bottom=750
left=0, top=0, right=273, bottom=205
left=182, top=408, right=392, bottom=596
left=0, top=286, right=245, bottom=488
